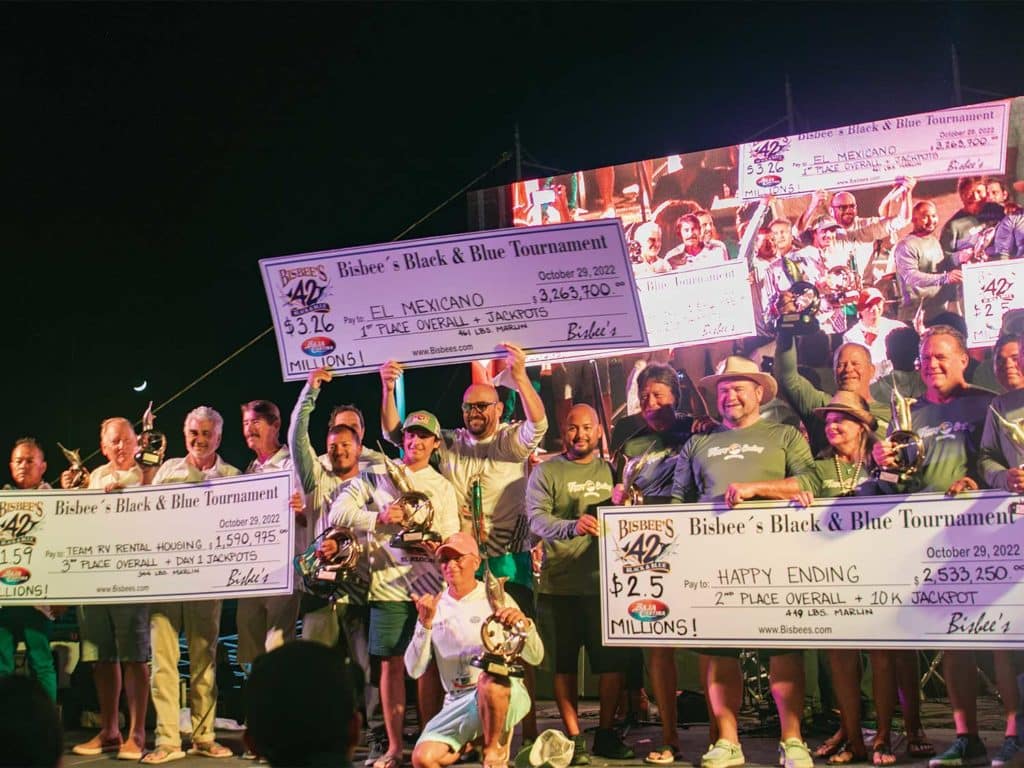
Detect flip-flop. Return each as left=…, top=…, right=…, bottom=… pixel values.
left=373, top=754, right=404, bottom=768
left=141, top=747, right=187, bottom=764
left=828, top=744, right=868, bottom=765
left=188, top=741, right=233, bottom=759
left=72, top=737, right=123, bottom=756
left=872, top=743, right=897, bottom=767
left=815, top=736, right=847, bottom=759
left=906, top=734, right=936, bottom=759
left=644, top=745, right=682, bottom=765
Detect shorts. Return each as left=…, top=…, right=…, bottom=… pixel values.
left=503, top=582, right=536, bottom=621
left=78, top=604, right=151, bottom=663
left=536, top=593, right=639, bottom=675
left=369, top=600, right=417, bottom=657
left=418, top=679, right=531, bottom=752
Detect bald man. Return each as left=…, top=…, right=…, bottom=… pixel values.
left=381, top=342, right=547, bottom=742
left=526, top=404, right=636, bottom=763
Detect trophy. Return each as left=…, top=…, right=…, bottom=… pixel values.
left=877, top=380, right=925, bottom=483
left=620, top=443, right=656, bottom=505
left=468, top=478, right=528, bottom=678
left=378, top=444, right=439, bottom=549
left=134, top=401, right=167, bottom=467
left=295, top=526, right=362, bottom=598
left=820, top=265, right=861, bottom=308
left=988, top=405, right=1024, bottom=469
left=775, top=281, right=821, bottom=334
left=57, top=442, right=89, bottom=488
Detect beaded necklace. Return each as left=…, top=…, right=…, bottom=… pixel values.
left=833, top=453, right=865, bottom=496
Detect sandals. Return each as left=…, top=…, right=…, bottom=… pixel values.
left=141, top=747, right=187, bottom=765
left=72, top=736, right=123, bottom=756
left=373, top=754, right=404, bottom=768
left=815, top=735, right=847, bottom=759
left=188, top=741, right=233, bottom=759
left=827, top=744, right=868, bottom=765
left=906, top=733, right=936, bottom=759
left=872, top=743, right=897, bottom=767
left=645, top=745, right=683, bottom=765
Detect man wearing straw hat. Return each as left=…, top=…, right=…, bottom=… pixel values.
left=671, top=356, right=815, bottom=768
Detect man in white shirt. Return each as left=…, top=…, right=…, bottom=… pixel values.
left=69, top=417, right=155, bottom=761
left=843, top=288, right=909, bottom=382
left=143, top=407, right=240, bottom=764
left=405, top=532, right=542, bottom=768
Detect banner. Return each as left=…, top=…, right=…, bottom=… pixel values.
left=737, top=100, right=1010, bottom=200
left=260, top=220, right=648, bottom=380
left=0, top=473, right=294, bottom=605
left=598, top=491, right=1023, bottom=650
left=962, top=259, right=1024, bottom=349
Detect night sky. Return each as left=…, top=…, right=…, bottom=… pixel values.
left=6, top=1, right=1024, bottom=476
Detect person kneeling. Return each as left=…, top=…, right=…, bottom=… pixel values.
left=405, top=532, right=543, bottom=768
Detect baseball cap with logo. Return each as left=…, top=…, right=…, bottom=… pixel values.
left=812, top=215, right=842, bottom=231
left=856, top=287, right=884, bottom=312
left=402, top=410, right=442, bottom=439
left=514, top=730, right=575, bottom=768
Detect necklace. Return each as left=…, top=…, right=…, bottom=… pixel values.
left=833, top=454, right=865, bottom=496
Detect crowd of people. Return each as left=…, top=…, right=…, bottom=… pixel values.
left=2, top=300, right=1023, bottom=768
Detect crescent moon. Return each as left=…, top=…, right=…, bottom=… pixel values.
left=133, top=380, right=148, bottom=392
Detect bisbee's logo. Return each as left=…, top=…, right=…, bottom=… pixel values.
left=277, top=264, right=333, bottom=317
left=615, top=519, right=676, bottom=574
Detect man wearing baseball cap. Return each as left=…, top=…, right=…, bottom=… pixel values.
left=671, top=356, right=816, bottom=768
left=843, top=288, right=909, bottom=382
left=330, top=408, right=460, bottom=768
left=405, top=531, right=542, bottom=768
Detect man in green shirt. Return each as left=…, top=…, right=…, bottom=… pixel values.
left=526, top=404, right=635, bottom=765
left=671, top=357, right=815, bottom=768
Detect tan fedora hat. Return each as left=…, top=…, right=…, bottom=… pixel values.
left=699, top=356, right=778, bottom=417
left=812, top=390, right=877, bottom=430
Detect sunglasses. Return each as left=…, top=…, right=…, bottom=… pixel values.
left=461, top=401, right=498, bottom=414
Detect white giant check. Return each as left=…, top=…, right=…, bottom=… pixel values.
left=0, top=472, right=294, bottom=605
left=737, top=100, right=1010, bottom=200
left=599, top=491, right=1024, bottom=650
left=962, top=260, right=1024, bottom=349
left=525, top=260, right=757, bottom=366
left=260, top=220, right=648, bottom=380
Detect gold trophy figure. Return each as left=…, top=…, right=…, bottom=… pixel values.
left=295, top=526, right=363, bottom=598
left=989, top=405, right=1024, bottom=468
left=135, top=401, right=167, bottom=467
left=620, top=443, right=656, bottom=506
left=775, top=282, right=822, bottom=334
left=878, top=380, right=925, bottom=483
left=469, top=477, right=528, bottom=677
left=57, top=442, right=90, bottom=488
left=378, top=444, right=439, bottom=549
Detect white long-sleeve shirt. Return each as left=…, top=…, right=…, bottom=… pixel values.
left=403, top=581, right=543, bottom=703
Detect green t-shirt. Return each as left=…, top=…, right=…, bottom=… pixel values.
left=525, top=454, right=614, bottom=595
left=611, top=414, right=693, bottom=503
left=796, top=456, right=879, bottom=497
left=671, top=419, right=814, bottom=502
left=978, top=387, right=1024, bottom=491
left=887, top=386, right=994, bottom=493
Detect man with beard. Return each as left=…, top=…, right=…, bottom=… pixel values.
left=381, top=342, right=546, bottom=744
left=760, top=218, right=828, bottom=331
left=609, top=364, right=695, bottom=764
left=0, top=439, right=58, bottom=702
left=665, top=213, right=728, bottom=269
left=527, top=404, right=636, bottom=765
left=894, top=201, right=962, bottom=324
left=330, top=411, right=460, bottom=768
left=143, top=407, right=239, bottom=764
left=872, top=326, right=995, bottom=767
left=67, top=417, right=155, bottom=760
left=941, top=176, right=1006, bottom=266
left=671, top=357, right=815, bottom=768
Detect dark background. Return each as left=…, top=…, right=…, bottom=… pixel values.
left=6, top=1, right=1024, bottom=476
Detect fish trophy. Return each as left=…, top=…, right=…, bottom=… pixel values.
left=378, top=443, right=439, bottom=549
left=989, top=405, right=1024, bottom=470
left=57, top=442, right=89, bottom=488
left=878, top=379, right=925, bottom=483
left=620, top=443, right=656, bottom=505
left=820, top=265, right=861, bottom=308
left=134, top=401, right=167, bottom=467
left=469, top=477, right=528, bottom=678
left=776, top=281, right=821, bottom=334
left=295, top=526, right=362, bottom=598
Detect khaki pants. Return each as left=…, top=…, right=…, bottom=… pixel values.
left=150, top=600, right=222, bottom=748
left=235, top=593, right=300, bottom=665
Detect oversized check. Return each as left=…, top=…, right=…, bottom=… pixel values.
left=0, top=472, right=294, bottom=605
left=737, top=99, right=1010, bottom=200
left=963, top=260, right=1024, bottom=349
left=599, top=491, right=1024, bottom=650
left=524, top=260, right=756, bottom=366
left=260, top=220, right=648, bottom=380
